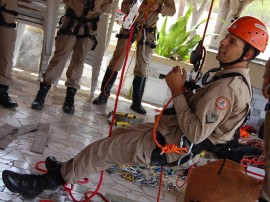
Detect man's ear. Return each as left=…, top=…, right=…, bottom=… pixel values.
left=243, top=49, right=254, bottom=61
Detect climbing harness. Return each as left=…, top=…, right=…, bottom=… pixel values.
left=57, top=0, right=98, bottom=50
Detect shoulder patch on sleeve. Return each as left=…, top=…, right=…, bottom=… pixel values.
left=215, top=96, right=230, bottom=110
left=206, top=112, right=218, bottom=123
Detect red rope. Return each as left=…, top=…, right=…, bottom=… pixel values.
left=176, top=166, right=193, bottom=189
left=109, top=26, right=135, bottom=136
left=153, top=97, right=188, bottom=155
left=157, top=166, right=163, bottom=202
left=35, top=161, right=109, bottom=202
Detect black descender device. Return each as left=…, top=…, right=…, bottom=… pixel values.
left=190, top=40, right=203, bottom=72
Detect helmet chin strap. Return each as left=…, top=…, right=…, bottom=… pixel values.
left=219, top=43, right=251, bottom=67
left=219, top=57, right=244, bottom=67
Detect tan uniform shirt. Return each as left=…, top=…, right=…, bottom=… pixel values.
left=158, top=68, right=251, bottom=145
left=63, top=0, right=112, bottom=18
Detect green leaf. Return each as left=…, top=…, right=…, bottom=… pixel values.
left=155, top=5, right=204, bottom=60
left=156, top=17, right=168, bottom=54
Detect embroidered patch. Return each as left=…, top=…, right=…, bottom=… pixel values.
left=215, top=97, right=229, bottom=110
left=206, top=113, right=218, bottom=123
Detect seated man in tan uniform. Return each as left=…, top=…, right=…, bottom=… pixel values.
left=31, top=0, right=113, bottom=114
left=0, top=0, right=18, bottom=108
left=2, top=16, right=269, bottom=200
left=259, top=58, right=270, bottom=202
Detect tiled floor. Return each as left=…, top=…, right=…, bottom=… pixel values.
left=0, top=70, right=195, bottom=202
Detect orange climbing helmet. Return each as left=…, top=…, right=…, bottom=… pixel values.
left=228, top=16, right=269, bottom=53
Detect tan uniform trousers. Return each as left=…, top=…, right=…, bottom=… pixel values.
left=61, top=122, right=182, bottom=183
left=107, top=27, right=155, bottom=77
left=261, top=107, right=270, bottom=201
left=43, top=34, right=94, bottom=89
left=61, top=123, right=165, bottom=183
left=0, top=0, right=18, bottom=85
left=0, top=26, right=16, bottom=85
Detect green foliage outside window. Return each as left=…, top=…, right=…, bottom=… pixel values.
left=155, top=6, right=206, bottom=62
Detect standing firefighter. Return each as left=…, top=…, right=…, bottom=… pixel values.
left=93, top=0, right=176, bottom=115
left=0, top=0, right=18, bottom=108
left=31, top=0, right=112, bottom=114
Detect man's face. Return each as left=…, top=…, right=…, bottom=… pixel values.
left=216, top=32, right=245, bottom=64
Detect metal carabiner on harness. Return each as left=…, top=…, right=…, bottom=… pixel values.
left=177, top=136, right=194, bottom=169
left=123, top=0, right=143, bottom=30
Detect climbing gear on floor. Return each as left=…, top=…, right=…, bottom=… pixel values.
left=93, top=69, right=118, bottom=105
left=62, top=87, right=77, bottom=114
left=107, top=111, right=144, bottom=126
left=31, top=82, right=51, bottom=110
left=241, top=155, right=266, bottom=176
left=0, top=5, right=18, bottom=28
left=130, top=75, right=147, bottom=114
left=0, top=84, right=18, bottom=108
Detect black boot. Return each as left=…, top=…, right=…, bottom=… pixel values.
left=2, top=170, right=65, bottom=199
left=62, top=87, right=77, bottom=114
left=93, top=69, right=118, bottom=105
left=0, top=84, right=18, bottom=108
left=130, top=76, right=147, bottom=115
left=31, top=82, right=51, bottom=110
left=45, top=156, right=62, bottom=172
